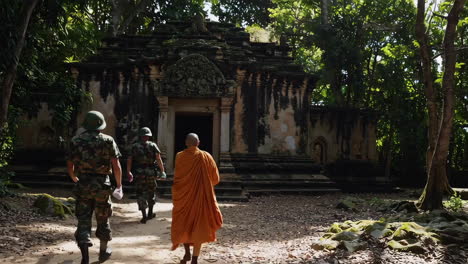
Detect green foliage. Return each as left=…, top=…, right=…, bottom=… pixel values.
left=211, top=0, right=273, bottom=26
left=0, top=107, right=21, bottom=198
left=0, top=0, right=21, bottom=73
left=444, top=192, right=464, bottom=212
left=0, top=168, right=15, bottom=198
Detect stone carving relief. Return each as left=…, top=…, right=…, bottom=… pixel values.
left=159, top=54, right=235, bottom=97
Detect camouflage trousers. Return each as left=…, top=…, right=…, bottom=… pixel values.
left=135, top=175, right=157, bottom=211
left=73, top=180, right=113, bottom=246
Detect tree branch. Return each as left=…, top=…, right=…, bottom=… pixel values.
left=433, top=13, right=448, bottom=19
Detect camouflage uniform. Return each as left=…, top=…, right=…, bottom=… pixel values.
left=68, top=130, right=121, bottom=246
left=129, top=140, right=161, bottom=210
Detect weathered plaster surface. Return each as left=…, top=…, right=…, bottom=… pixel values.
left=231, top=69, right=248, bottom=153
left=77, top=80, right=118, bottom=137
left=308, top=110, right=377, bottom=163
left=16, top=103, right=54, bottom=149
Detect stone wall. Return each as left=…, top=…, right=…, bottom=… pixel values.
left=308, top=107, right=378, bottom=163
left=231, top=70, right=311, bottom=156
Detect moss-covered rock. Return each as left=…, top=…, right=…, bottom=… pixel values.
left=33, top=194, right=74, bottom=218
left=311, top=239, right=340, bottom=250
left=391, top=222, right=438, bottom=242
left=391, top=201, right=418, bottom=213
left=331, top=231, right=360, bottom=242
left=341, top=240, right=367, bottom=253
left=328, top=223, right=343, bottom=233
left=316, top=219, right=445, bottom=254
left=364, top=221, right=392, bottom=238
left=336, top=198, right=363, bottom=212
left=387, top=239, right=426, bottom=254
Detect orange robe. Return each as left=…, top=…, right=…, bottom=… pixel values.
left=171, top=146, right=223, bottom=250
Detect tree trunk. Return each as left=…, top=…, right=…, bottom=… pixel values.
left=384, top=125, right=394, bottom=179
left=0, top=0, right=39, bottom=132
left=321, top=0, right=329, bottom=25
left=415, top=0, right=438, bottom=170
left=418, top=158, right=451, bottom=210
left=417, top=0, right=466, bottom=210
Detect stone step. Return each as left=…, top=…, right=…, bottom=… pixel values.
left=246, top=188, right=341, bottom=195
left=157, top=186, right=244, bottom=197
left=242, top=179, right=335, bottom=185
left=160, top=193, right=249, bottom=202
left=12, top=170, right=344, bottom=201
left=16, top=180, right=249, bottom=201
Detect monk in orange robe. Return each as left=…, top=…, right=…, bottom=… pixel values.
left=171, top=133, right=223, bottom=264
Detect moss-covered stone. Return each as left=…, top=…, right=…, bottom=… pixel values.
left=316, top=219, right=446, bottom=254
left=331, top=231, right=360, bottom=241
left=311, top=239, right=340, bottom=250
left=342, top=240, right=367, bottom=253
left=364, top=221, right=392, bottom=238
left=336, top=198, right=359, bottom=211
left=391, top=201, right=418, bottom=213
left=33, top=194, right=74, bottom=218
left=328, top=223, right=343, bottom=233
left=387, top=239, right=426, bottom=254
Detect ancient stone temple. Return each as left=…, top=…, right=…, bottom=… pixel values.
left=15, top=18, right=378, bottom=184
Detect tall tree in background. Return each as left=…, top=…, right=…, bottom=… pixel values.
left=211, top=0, right=273, bottom=26
left=416, top=0, right=466, bottom=210
left=0, top=0, right=39, bottom=133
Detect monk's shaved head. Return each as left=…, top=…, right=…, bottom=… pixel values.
left=185, top=133, right=200, bottom=147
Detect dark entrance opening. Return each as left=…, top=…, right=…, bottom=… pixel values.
left=174, top=112, right=213, bottom=156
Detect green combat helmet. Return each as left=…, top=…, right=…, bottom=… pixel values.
left=82, top=110, right=106, bottom=131
left=139, top=127, right=152, bottom=137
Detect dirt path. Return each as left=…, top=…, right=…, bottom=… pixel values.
left=1, top=190, right=467, bottom=264
left=0, top=198, right=190, bottom=264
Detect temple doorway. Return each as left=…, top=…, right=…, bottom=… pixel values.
left=174, top=112, right=214, bottom=156
left=161, top=98, right=221, bottom=173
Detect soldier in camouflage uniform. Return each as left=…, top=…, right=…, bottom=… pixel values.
left=67, top=110, right=122, bottom=264
left=127, top=127, right=166, bottom=224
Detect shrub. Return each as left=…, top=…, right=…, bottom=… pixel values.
left=444, top=192, right=464, bottom=212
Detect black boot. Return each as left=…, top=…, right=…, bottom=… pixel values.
left=148, top=205, right=156, bottom=219
left=191, top=256, right=198, bottom=264
left=140, top=209, right=147, bottom=224
left=78, top=244, right=89, bottom=264
left=99, top=240, right=112, bottom=263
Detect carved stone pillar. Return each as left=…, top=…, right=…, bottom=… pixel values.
left=220, top=97, right=233, bottom=154
left=157, top=96, right=169, bottom=160
left=219, top=97, right=236, bottom=177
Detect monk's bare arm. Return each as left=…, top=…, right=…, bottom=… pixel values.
left=111, top=157, right=122, bottom=188
left=173, top=153, right=181, bottom=184
left=67, top=160, right=79, bottom=183
left=208, top=154, right=220, bottom=186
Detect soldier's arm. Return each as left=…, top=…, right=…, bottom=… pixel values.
left=126, top=156, right=133, bottom=173
left=126, top=156, right=134, bottom=182
left=66, top=160, right=79, bottom=183
left=111, top=158, right=122, bottom=188
left=155, top=153, right=165, bottom=173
